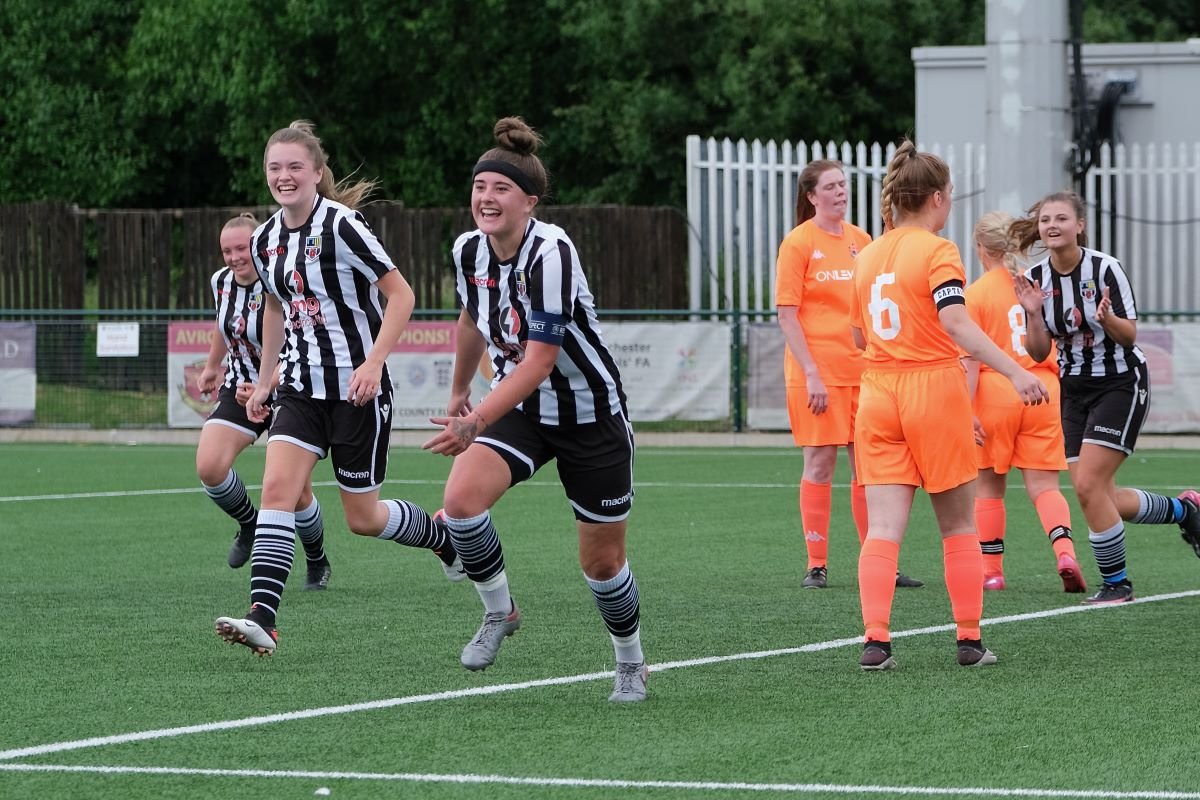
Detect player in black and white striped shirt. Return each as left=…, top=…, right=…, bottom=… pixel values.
left=215, top=122, right=465, bottom=658
left=422, top=117, right=646, bottom=702
left=1013, top=191, right=1200, bottom=605
left=194, top=213, right=330, bottom=587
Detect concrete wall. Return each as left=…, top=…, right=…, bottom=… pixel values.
left=913, top=40, right=1200, bottom=149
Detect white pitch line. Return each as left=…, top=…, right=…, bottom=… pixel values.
left=2, top=589, right=1196, bottom=763
left=6, top=480, right=1196, bottom=504
left=0, top=764, right=1196, bottom=799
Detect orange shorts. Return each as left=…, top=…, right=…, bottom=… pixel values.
left=854, top=364, right=976, bottom=493
left=974, top=369, right=1066, bottom=474
left=786, top=383, right=859, bottom=447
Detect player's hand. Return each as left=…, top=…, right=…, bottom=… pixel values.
left=1095, top=286, right=1112, bottom=323
left=1013, top=275, right=1044, bottom=316
left=423, top=412, right=484, bottom=457
left=1010, top=369, right=1049, bottom=406
left=973, top=416, right=986, bottom=446
left=446, top=389, right=473, bottom=418
left=348, top=361, right=383, bottom=407
left=234, top=382, right=255, bottom=407
left=196, top=366, right=221, bottom=397
left=246, top=383, right=272, bottom=423
left=806, top=372, right=829, bottom=416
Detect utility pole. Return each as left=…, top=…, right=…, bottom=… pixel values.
left=984, top=0, right=1072, bottom=215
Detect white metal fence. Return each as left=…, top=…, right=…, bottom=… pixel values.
left=1084, top=142, right=1200, bottom=317
left=686, top=136, right=1200, bottom=318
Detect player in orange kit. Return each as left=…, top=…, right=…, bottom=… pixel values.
left=775, top=159, right=922, bottom=590
left=963, top=211, right=1085, bottom=593
left=849, top=141, right=1048, bottom=671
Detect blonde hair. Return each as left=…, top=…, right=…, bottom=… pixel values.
left=879, top=139, right=950, bottom=231
left=1009, top=190, right=1088, bottom=252
left=794, top=159, right=843, bottom=225
left=474, top=116, right=549, bottom=198
left=221, top=212, right=258, bottom=234
left=263, top=120, right=377, bottom=210
left=974, top=211, right=1025, bottom=276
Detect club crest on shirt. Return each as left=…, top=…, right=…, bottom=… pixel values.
left=304, top=235, right=322, bottom=262
left=849, top=243, right=858, bottom=258
left=1080, top=279, right=1097, bottom=302
left=514, top=267, right=528, bottom=298
left=247, top=293, right=262, bottom=312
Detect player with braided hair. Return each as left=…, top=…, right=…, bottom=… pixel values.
left=850, top=140, right=1048, bottom=671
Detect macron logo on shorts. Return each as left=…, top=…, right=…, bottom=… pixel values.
left=1093, top=425, right=1122, bottom=436
left=600, top=492, right=633, bottom=508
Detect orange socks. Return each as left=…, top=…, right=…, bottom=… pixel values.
left=859, top=538, right=899, bottom=642
left=850, top=480, right=869, bottom=546
left=943, top=534, right=984, bottom=641
left=975, top=497, right=1006, bottom=577
left=800, top=480, right=832, bottom=569
left=1034, top=490, right=1077, bottom=560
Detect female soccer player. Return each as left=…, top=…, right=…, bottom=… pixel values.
left=775, top=158, right=921, bottom=590
left=963, top=211, right=1084, bottom=593
left=195, top=213, right=330, bottom=590
left=1011, top=191, right=1200, bottom=604
left=423, top=117, right=647, bottom=702
left=214, top=121, right=464, bottom=657
left=850, top=141, right=1048, bottom=671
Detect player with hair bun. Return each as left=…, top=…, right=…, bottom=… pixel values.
left=423, top=117, right=648, bottom=702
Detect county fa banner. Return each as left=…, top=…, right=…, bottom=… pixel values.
left=167, top=321, right=220, bottom=427
left=385, top=322, right=491, bottom=429
left=604, top=321, right=730, bottom=421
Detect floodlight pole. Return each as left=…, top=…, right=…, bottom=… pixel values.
left=984, top=0, right=1072, bottom=215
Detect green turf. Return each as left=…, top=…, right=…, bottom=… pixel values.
left=1, top=444, right=1198, bottom=799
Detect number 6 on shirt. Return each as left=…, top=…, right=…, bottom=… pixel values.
left=869, top=273, right=901, bottom=340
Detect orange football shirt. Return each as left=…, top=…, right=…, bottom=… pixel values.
left=775, top=219, right=871, bottom=387
left=850, top=227, right=965, bottom=369
left=964, top=268, right=1058, bottom=375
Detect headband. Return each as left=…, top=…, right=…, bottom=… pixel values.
left=473, top=159, right=538, bottom=197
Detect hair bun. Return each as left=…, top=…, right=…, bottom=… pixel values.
left=493, top=117, right=541, bottom=156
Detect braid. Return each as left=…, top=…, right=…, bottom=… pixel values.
left=880, top=170, right=896, bottom=232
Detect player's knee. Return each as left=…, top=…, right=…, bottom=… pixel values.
left=195, top=456, right=229, bottom=487
left=442, top=486, right=490, bottom=520
left=341, top=502, right=382, bottom=537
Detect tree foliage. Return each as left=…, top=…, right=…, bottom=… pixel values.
left=0, top=0, right=1192, bottom=209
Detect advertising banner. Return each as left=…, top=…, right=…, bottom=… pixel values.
left=167, top=319, right=733, bottom=429
left=605, top=321, right=730, bottom=421
left=167, top=321, right=219, bottom=428
left=746, top=321, right=1200, bottom=434
left=386, top=321, right=491, bottom=429
left=0, top=322, right=37, bottom=426
left=746, top=322, right=789, bottom=430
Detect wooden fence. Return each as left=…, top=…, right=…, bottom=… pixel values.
left=0, top=204, right=85, bottom=309
left=0, top=203, right=687, bottom=312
